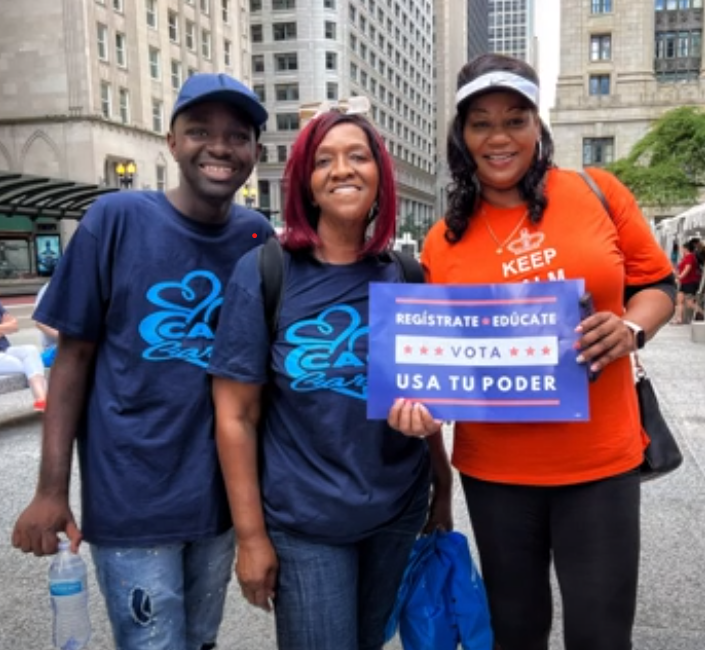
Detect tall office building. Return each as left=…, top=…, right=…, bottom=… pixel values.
left=551, top=0, right=705, bottom=216
left=0, top=0, right=250, bottom=274
left=249, top=0, right=437, bottom=234
left=489, top=0, right=536, bottom=65
left=468, top=0, right=490, bottom=61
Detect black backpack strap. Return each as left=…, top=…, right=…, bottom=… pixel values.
left=578, top=170, right=613, bottom=220
left=388, top=250, right=425, bottom=283
left=257, top=237, right=285, bottom=338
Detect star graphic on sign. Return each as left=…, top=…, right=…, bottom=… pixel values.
left=526, top=347, right=535, bottom=356
left=542, top=346, right=552, bottom=356
left=482, top=317, right=491, bottom=325
left=420, top=346, right=429, bottom=355
left=404, top=345, right=413, bottom=355
left=510, top=347, right=519, bottom=356
left=435, top=347, right=444, bottom=356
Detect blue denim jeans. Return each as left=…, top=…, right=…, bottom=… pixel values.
left=90, top=529, right=235, bottom=650
left=268, top=478, right=429, bottom=650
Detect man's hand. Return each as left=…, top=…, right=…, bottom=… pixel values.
left=11, top=495, right=82, bottom=556
left=236, top=534, right=279, bottom=612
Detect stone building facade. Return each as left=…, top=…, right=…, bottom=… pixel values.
left=551, top=0, right=705, bottom=210
left=0, top=0, right=250, bottom=276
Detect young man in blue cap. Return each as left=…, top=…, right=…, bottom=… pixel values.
left=12, top=73, right=272, bottom=650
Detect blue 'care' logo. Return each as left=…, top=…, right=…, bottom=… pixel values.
left=284, top=305, right=368, bottom=400
left=139, top=271, right=222, bottom=367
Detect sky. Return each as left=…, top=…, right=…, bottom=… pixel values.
left=534, top=0, right=561, bottom=121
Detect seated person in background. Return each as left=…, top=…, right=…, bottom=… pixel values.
left=34, top=283, right=58, bottom=366
left=0, top=298, right=48, bottom=411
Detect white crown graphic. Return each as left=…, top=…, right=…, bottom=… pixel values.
left=506, top=228, right=545, bottom=255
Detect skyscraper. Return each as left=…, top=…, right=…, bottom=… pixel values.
left=249, top=0, right=437, bottom=234
left=489, top=0, right=537, bottom=65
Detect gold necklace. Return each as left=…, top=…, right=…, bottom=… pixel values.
left=479, top=207, right=528, bottom=254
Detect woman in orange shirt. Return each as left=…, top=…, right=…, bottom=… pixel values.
left=390, top=54, right=675, bottom=650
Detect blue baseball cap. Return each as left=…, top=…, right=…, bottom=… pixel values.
left=170, top=73, right=268, bottom=129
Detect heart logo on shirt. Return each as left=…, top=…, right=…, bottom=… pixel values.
left=139, top=271, right=223, bottom=368
left=284, top=305, right=368, bottom=400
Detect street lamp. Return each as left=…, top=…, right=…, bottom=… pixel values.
left=116, top=161, right=137, bottom=189
left=242, top=184, right=257, bottom=208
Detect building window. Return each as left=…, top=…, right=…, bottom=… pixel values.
left=324, top=21, right=336, bottom=39
left=97, top=23, right=109, bottom=61
left=326, top=81, right=338, bottom=100
left=200, top=0, right=210, bottom=14
left=222, top=0, right=230, bottom=22
left=100, top=82, right=112, bottom=118
left=275, top=82, right=299, bottom=101
left=149, top=47, right=161, bottom=79
left=325, top=51, right=337, bottom=70
left=168, top=11, right=179, bottom=42
left=590, top=34, right=612, bottom=61
left=276, top=113, right=300, bottom=130
left=324, top=0, right=336, bottom=8
left=118, top=87, right=130, bottom=124
left=250, top=0, right=262, bottom=10
left=146, top=0, right=158, bottom=28
left=115, top=32, right=127, bottom=67
left=156, top=165, right=167, bottom=191
left=591, top=0, right=612, bottom=12
left=253, top=54, right=265, bottom=73
left=253, top=84, right=266, bottom=101
left=224, top=39, right=232, bottom=66
left=274, top=52, right=298, bottom=71
left=273, top=22, right=297, bottom=40
left=278, top=145, right=288, bottom=162
left=260, top=145, right=269, bottom=163
left=171, top=60, right=183, bottom=90
left=273, top=0, right=296, bottom=7
left=583, top=137, right=614, bottom=166
left=113, top=0, right=123, bottom=12
left=589, top=74, right=610, bottom=95
left=152, top=99, right=164, bottom=133
left=251, top=24, right=263, bottom=42
left=185, top=20, right=195, bottom=50
left=201, top=29, right=211, bottom=59
left=188, top=66, right=198, bottom=77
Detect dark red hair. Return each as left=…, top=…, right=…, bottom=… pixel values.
left=280, top=112, right=397, bottom=256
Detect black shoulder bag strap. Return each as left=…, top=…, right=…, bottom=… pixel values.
left=257, top=237, right=285, bottom=338
left=578, top=170, right=612, bottom=219
left=388, top=250, right=425, bottom=283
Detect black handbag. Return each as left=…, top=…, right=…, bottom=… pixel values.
left=635, top=356, right=684, bottom=481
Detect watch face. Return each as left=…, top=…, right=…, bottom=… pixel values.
left=636, top=329, right=646, bottom=349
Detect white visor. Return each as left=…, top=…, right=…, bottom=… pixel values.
left=456, top=72, right=539, bottom=108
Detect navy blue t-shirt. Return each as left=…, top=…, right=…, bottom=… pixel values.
left=209, top=250, right=429, bottom=543
left=34, top=191, right=273, bottom=545
left=0, top=302, right=9, bottom=352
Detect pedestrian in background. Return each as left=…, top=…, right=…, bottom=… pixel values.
left=209, top=105, right=452, bottom=650
left=390, top=53, right=675, bottom=650
left=12, top=73, right=272, bottom=650
left=673, top=237, right=703, bottom=324
left=0, top=298, right=47, bottom=411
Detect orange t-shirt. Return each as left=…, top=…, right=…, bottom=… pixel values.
left=421, top=168, right=673, bottom=486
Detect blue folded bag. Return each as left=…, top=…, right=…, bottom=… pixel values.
left=385, top=530, right=493, bottom=650
left=41, top=345, right=57, bottom=368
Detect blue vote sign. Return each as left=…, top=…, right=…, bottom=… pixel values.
left=368, top=280, right=589, bottom=422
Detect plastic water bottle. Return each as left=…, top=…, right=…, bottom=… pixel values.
left=48, top=540, right=91, bottom=650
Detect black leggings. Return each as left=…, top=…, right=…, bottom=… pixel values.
left=461, top=470, right=640, bottom=650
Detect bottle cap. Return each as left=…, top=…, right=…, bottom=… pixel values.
left=58, top=540, right=70, bottom=552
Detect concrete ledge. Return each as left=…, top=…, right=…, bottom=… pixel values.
left=0, top=374, right=29, bottom=395
left=692, top=321, right=705, bottom=344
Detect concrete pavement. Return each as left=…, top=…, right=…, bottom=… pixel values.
left=1, top=323, right=704, bottom=649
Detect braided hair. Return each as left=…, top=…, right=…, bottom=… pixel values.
left=445, top=54, right=555, bottom=244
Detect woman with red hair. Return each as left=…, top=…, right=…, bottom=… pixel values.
left=209, top=110, right=452, bottom=650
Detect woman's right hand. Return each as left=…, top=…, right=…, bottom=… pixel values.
left=236, top=534, right=279, bottom=612
left=388, top=398, right=442, bottom=438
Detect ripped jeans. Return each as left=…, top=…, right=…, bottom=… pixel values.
left=90, top=529, right=234, bottom=650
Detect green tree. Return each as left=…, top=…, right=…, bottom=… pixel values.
left=606, top=106, right=705, bottom=207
